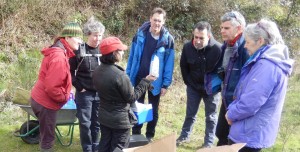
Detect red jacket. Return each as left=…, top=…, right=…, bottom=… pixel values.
left=31, top=39, right=75, bottom=110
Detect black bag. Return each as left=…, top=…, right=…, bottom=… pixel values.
left=128, top=108, right=137, bottom=126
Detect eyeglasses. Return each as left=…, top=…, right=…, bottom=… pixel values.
left=227, top=12, right=241, bottom=25
left=257, top=22, right=271, bottom=39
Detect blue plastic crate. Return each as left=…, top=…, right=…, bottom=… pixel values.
left=133, top=104, right=153, bottom=125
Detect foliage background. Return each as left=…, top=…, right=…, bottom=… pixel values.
left=0, top=0, right=299, bottom=151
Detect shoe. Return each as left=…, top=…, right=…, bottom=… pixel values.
left=146, top=137, right=153, bottom=143
left=176, top=136, right=190, bottom=146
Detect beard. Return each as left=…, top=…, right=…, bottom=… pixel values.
left=193, top=39, right=208, bottom=50
left=195, top=43, right=204, bottom=50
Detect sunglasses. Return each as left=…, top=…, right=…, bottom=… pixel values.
left=227, top=12, right=241, bottom=25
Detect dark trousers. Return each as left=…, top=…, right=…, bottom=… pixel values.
left=216, top=102, right=230, bottom=146
left=228, top=139, right=262, bottom=152
left=75, top=90, right=101, bottom=152
left=179, top=86, right=220, bottom=146
left=30, top=98, right=57, bottom=150
left=98, top=124, right=130, bottom=152
left=132, top=90, right=160, bottom=138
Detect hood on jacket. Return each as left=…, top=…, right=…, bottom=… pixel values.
left=42, top=40, right=65, bottom=56
left=261, top=44, right=294, bottom=76
left=41, top=39, right=75, bottom=58
left=41, top=47, right=64, bottom=56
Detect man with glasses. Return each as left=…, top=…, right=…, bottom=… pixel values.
left=126, top=7, right=175, bottom=142
left=216, top=11, right=250, bottom=146
left=176, top=21, right=222, bottom=148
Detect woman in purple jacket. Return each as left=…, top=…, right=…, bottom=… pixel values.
left=225, top=19, right=294, bottom=152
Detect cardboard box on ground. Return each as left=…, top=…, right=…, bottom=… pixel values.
left=124, top=133, right=176, bottom=152
left=124, top=133, right=245, bottom=152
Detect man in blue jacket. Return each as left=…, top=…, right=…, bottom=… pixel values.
left=176, top=21, right=222, bottom=148
left=215, top=11, right=249, bottom=146
left=126, top=7, right=175, bottom=142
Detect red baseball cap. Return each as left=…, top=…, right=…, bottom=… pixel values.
left=100, top=37, right=128, bottom=55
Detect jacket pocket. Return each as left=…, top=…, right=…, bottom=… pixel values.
left=128, top=108, right=137, bottom=125
left=187, top=58, right=198, bottom=69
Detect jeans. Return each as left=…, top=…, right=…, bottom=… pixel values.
left=179, top=85, right=220, bottom=146
left=132, top=90, right=160, bottom=138
left=98, top=124, right=130, bottom=152
left=216, top=102, right=230, bottom=146
left=75, top=90, right=101, bottom=152
left=30, top=98, right=57, bottom=150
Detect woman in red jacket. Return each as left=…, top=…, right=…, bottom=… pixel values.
left=30, top=22, right=83, bottom=152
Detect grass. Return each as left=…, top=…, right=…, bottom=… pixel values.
left=0, top=49, right=299, bottom=151
left=0, top=0, right=299, bottom=151
left=1, top=74, right=299, bottom=151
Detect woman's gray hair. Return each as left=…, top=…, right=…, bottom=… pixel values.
left=221, top=11, right=246, bottom=29
left=244, top=19, right=284, bottom=45
left=83, top=16, right=105, bottom=35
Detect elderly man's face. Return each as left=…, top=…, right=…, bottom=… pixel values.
left=220, top=21, right=242, bottom=42
left=87, top=32, right=103, bottom=48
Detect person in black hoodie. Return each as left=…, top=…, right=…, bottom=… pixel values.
left=176, top=21, right=222, bottom=148
left=69, top=16, right=105, bottom=152
left=93, top=37, right=156, bottom=152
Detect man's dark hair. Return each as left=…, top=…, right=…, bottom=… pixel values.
left=193, top=21, right=212, bottom=35
left=151, top=7, right=166, bottom=19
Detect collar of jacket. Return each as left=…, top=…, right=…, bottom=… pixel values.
left=52, top=39, right=64, bottom=49
left=222, top=34, right=245, bottom=59
left=51, top=39, right=75, bottom=58
left=114, top=64, right=125, bottom=71
left=244, top=45, right=271, bottom=67
left=101, top=62, right=124, bottom=71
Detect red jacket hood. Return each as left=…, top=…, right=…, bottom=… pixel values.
left=41, top=39, right=75, bottom=58
left=41, top=47, right=65, bottom=56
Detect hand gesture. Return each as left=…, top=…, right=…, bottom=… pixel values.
left=145, top=75, right=157, bottom=82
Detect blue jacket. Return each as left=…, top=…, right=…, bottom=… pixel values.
left=221, top=35, right=249, bottom=108
left=126, top=21, right=175, bottom=96
left=227, top=44, right=294, bottom=148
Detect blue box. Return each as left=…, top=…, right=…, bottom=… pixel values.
left=133, top=104, right=153, bottom=125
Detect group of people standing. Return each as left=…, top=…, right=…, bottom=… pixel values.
left=30, top=7, right=173, bottom=152
left=177, top=10, right=294, bottom=152
left=29, top=6, right=293, bottom=152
